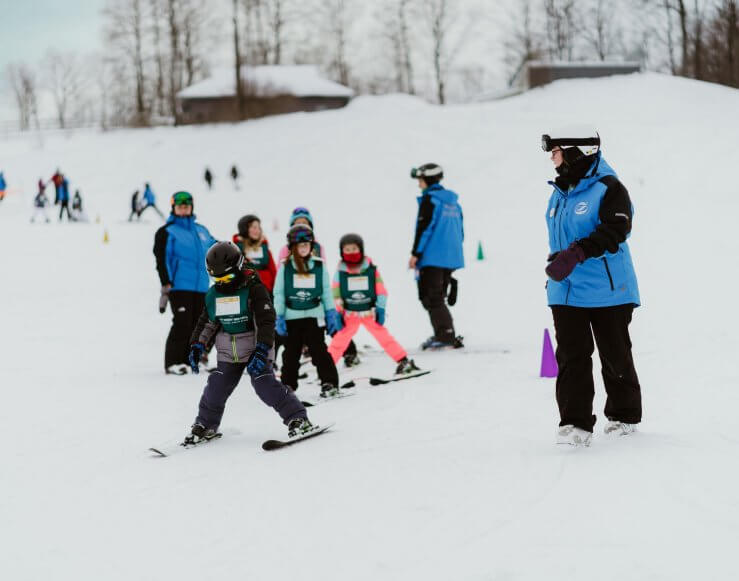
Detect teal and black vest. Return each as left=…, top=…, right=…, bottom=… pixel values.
left=205, top=285, right=254, bottom=334
left=284, top=258, right=323, bottom=310
left=338, top=266, right=377, bottom=311
left=238, top=240, right=270, bottom=270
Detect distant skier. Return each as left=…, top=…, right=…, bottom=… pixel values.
left=139, top=182, right=165, bottom=220
left=409, top=163, right=464, bottom=350
left=182, top=241, right=316, bottom=445
left=204, top=167, right=213, bottom=190
left=57, top=175, right=72, bottom=221
left=273, top=224, right=342, bottom=396
left=232, top=214, right=277, bottom=292
left=128, top=190, right=141, bottom=221
left=31, top=183, right=50, bottom=223
left=0, top=171, right=6, bottom=202
left=153, top=191, right=217, bottom=375
left=541, top=128, right=642, bottom=447
left=71, top=189, right=87, bottom=222
left=327, top=233, right=420, bottom=376
left=51, top=169, right=63, bottom=204
left=230, top=165, right=240, bottom=190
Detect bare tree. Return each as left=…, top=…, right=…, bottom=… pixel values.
left=42, top=50, right=84, bottom=128
left=6, top=63, right=39, bottom=131
left=544, top=0, right=579, bottom=61
left=504, top=0, right=543, bottom=86
left=320, top=0, right=353, bottom=86
left=151, top=0, right=167, bottom=116
left=233, top=0, right=245, bottom=118
left=104, top=0, right=149, bottom=125
left=582, top=0, right=619, bottom=59
left=264, top=0, right=286, bottom=64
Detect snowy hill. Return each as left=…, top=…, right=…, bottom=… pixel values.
left=1, top=73, right=738, bottom=581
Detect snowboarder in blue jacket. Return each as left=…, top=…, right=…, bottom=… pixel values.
left=153, top=191, right=217, bottom=374
left=542, top=128, right=642, bottom=447
left=409, top=163, right=464, bottom=350
left=140, top=182, right=165, bottom=219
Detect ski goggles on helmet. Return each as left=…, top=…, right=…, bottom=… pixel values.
left=289, top=230, right=314, bottom=245
left=410, top=164, right=443, bottom=179
left=292, top=206, right=310, bottom=215
left=171, top=191, right=193, bottom=206
left=541, top=134, right=600, bottom=152
left=213, top=272, right=236, bottom=284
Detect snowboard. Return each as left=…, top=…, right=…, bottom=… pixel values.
left=262, top=422, right=335, bottom=451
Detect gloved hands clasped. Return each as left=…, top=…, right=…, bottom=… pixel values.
left=246, top=342, right=271, bottom=378
left=545, top=242, right=586, bottom=282
left=188, top=342, right=205, bottom=374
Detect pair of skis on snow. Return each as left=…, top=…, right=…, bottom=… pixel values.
left=149, top=422, right=335, bottom=456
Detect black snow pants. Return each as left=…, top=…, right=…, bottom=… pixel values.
left=281, top=318, right=338, bottom=390
left=165, top=291, right=205, bottom=369
left=417, top=266, right=455, bottom=342
left=59, top=200, right=71, bottom=221
left=551, top=304, right=642, bottom=432
left=196, top=362, right=307, bottom=429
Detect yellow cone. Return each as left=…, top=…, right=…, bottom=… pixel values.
left=103, top=229, right=109, bottom=244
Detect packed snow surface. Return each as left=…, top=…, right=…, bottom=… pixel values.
left=1, top=73, right=738, bottom=580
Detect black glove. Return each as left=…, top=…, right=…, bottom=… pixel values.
left=159, top=285, right=171, bottom=314
left=247, top=342, right=271, bottom=378
left=188, top=342, right=205, bottom=374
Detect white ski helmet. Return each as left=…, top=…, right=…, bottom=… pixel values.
left=541, top=125, right=600, bottom=158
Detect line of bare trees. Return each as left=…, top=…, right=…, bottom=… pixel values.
left=4, top=0, right=737, bottom=131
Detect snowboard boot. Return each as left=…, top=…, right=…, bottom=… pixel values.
left=556, top=425, right=592, bottom=447
left=395, top=357, right=420, bottom=375
left=604, top=420, right=638, bottom=436
left=166, top=364, right=189, bottom=375
left=320, top=383, right=340, bottom=398
left=287, top=417, right=315, bottom=438
left=343, top=352, right=361, bottom=368
left=184, top=423, right=219, bottom=445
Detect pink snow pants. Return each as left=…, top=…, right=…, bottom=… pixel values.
left=328, top=314, right=407, bottom=363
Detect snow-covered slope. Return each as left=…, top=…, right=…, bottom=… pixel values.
left=1, top=73, right=738, bottom=581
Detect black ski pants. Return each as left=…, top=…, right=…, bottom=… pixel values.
left=551, top=304, right=642, bottom=432
left=281, top=317, right=338, bottom=390
left=418, top=266, right=455, bottom=342
left=59, top=200, right=71, bottom=221
left=165, top=290, right=205, bottom=369
left=196, top=362, right=306, bottom=429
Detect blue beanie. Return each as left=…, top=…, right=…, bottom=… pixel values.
left=289, top=206, right=314, bottom=229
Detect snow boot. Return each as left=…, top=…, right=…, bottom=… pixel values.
left=184, top=423, right=219, bottom=445
left=556, top=425, right=592, bottom=447
left=343, top=352, right=361, bottom=368
left=604, top=420, right=638, bottom=436
left=395, top=357, right=420, bottom=375
left=287, top=417, right=315, bottom=438
left=166, top=364, right=189, bottom=375
left=320, top=383, right=340, bottom=398
left=420, top=335, right=464, bottom=351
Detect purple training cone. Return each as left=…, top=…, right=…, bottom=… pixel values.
left=540, top=328, right=558, bottom=378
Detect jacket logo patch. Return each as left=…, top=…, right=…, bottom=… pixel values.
left=296, top=290, right=312, bottom=300
left=549, top=208, right=555, bottom=218
left=574, top=201, right=589, bottom=215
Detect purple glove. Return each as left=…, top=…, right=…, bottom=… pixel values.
left=545, top=243, right=586, bottom=282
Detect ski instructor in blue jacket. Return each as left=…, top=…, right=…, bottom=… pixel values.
left=542, top=128, right=642, bottom=447
left=409, top=163, right=464, bottom=350
left=153, top=191, right=217, bottom=374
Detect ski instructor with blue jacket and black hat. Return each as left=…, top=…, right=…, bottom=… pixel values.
left=153, top=191, right=217, bottom=375
left=542, top=128, right=642, bottom=447
left=409, top=163, right=464, bottom=350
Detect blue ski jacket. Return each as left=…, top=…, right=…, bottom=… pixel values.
left=545, top=153, right=640, bottom=308
left=414, top=183, right=465, bottom=270
left=154, top=215, right=216, bottom=292
left=0, top=173, right=6, bottom=190
left=143, top=186, right=156, bottom=205
left=58, top=179, right=70, bottom=202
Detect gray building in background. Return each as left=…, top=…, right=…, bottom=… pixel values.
left=177, top=65, right=353, bottom=124
left=520, top=61, right=642, bottom=90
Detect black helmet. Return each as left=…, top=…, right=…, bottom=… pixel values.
left=206, top=241, right=244, bottom=279
left=237, top=214, right=260, bottom=238
left=339, top=233, right=364, bottom=260
left=286, top=224, right=314, bottom=248
left=410, top=163, right=443, bottom=184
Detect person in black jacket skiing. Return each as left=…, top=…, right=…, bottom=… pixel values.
left=184, top=242, right=316, bottom=444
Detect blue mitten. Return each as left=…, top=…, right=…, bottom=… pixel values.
left=325, top=309, right=343, bottom=336
left=246, top=342, right=270, bottom=378
left=375, top=307, right=386, bottom=326
left=276, top=316, right=287, bottom=337
left=188, top=342, right=205, bottom=374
